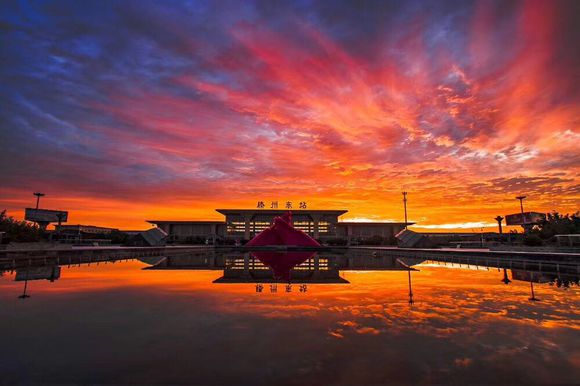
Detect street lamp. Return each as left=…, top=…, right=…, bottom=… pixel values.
left=494, top=216, right=504, bottom=234
left=515, top=195, right=526, bottom=215
left=33, top=192, right=45, bottom=209
left=516, top=195, right=529, bottom=233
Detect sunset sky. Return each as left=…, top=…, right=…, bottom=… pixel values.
left=1, top=0, right=579, bottom=230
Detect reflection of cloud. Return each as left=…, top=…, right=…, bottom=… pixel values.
left=454, top=357, right=473, bottom=367
left=1, top=261, right=579, bottom=384
left=355, top=327, right=381, bottom=335
left=328, top=330, right=344, bottom=339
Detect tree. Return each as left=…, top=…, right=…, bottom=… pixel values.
left=532, top=212, right=580, bottom=240
left=0, top=210, right=43, bottom=243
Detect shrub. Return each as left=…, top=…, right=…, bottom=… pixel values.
left=0, top=210, right=43, bottom=243
left=523, top=234, right=543, bottom=246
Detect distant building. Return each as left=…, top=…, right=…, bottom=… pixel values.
left=147, top=209, right=411, bottom=244
left=337, top=222, right=409, bottom=245
left=144, top=220, right=226, bottom=244
left=53, top=224, right=121, bottom=246
left=420, top=232, right=503, bottom=248
left=55, top=224, right=118, bottom=235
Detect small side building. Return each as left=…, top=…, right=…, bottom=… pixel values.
left=55, top=224, right=118, bottom=235
left=145, top=221, right=226, bottom=244
left=336, top=222, right=410, bottom=245
left=128, top=227, right=168, bottom=246
left=54, top=224, right=120, bottom=245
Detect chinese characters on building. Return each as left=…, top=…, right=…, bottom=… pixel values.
left=256, top=201, right=307, bottom=209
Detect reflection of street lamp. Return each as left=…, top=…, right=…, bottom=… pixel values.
left=529, top=280, right=539, bottom=301
left=402, top=191, right=408, bottom=229
left=18, top=270, right=31, bottom=299
left=501, top=268, right=511, bottom=284
left=407, top=270, right=414, bottom=305
left=33, top=192, right=45, bottom=209
left=527, top=272, right=539, bottom=301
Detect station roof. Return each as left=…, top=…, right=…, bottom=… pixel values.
left=338, top=221, right=414, bottom=226
left=215, top=209, right=348, bottom=215
left=56, top=224, right=119, bottom=230
left=146, top=220, right=225, bottom=225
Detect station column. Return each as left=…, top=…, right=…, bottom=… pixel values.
left=244, top=214, right=253, bottom=240
left=311, top=213, right=322, bottom=239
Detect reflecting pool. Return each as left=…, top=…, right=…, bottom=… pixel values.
left=1, top=250, right=579, bottom=385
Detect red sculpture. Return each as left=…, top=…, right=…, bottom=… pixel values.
left=245, top=211, right=320, bottom=247
left=245, top=212, right=320, bottom=281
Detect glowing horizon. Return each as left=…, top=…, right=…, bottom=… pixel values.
left=0, top=0, right=578, bottom=231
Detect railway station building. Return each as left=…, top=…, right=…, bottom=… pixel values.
left=147, top=208, right=410, bottom=245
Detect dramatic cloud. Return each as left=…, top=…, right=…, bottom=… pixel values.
left=0, top=0, right=578, bottom=229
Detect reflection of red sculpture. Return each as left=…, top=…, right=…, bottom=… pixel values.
left=252, top=251, right=315, bottom=281
left=246, top=211, right=320, bottom=247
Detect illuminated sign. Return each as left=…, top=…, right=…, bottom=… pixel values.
left=24, top=208, right=68, bottom=223
left=505, top=212, right=546, bottom=226
left=256, top=201, right=307, bottom=209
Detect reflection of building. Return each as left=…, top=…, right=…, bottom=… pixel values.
left=511, top=270, right=551, bottom=283
left=510, top=269, right=579, bottom=286
left=139, top=251, right=423, bottom=286
left=148, top=209, right=410, bottom=244
left=15, top=266, right=61, bottom=282
left=213, top=255, right=350, bottom=284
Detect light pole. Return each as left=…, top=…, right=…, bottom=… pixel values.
left=494, top=216, right=504, bottom=235
left=33, top=192, right=45, bottom=209
left=516, top=195, right=528, bottom=233
left=515, top=195, right=526, bottom=215
left=402, top=191, right=408, bottom=230
left=18, top=270, right=31, bottom=299
left=495, top=216, right=504, bottom=242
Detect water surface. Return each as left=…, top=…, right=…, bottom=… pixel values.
left=1, top=251, right=578, bottom=385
